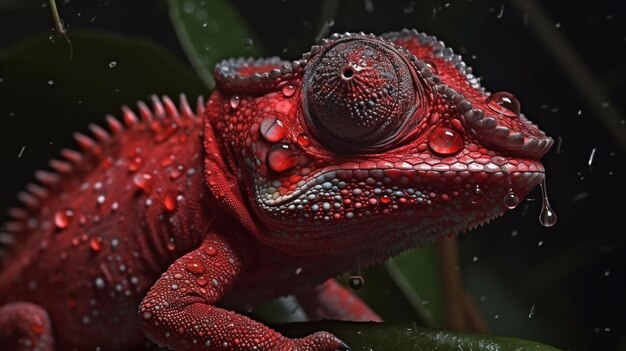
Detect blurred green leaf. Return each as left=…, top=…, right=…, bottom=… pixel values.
left=168, top=0, right=263, bottom=89
left=277, top=321, right=562, bottom=351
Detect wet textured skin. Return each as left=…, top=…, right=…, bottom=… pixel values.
left=0, top=29, right=552, bottom=350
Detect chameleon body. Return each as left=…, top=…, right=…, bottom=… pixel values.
left=0, top=29, right=552, bottom=350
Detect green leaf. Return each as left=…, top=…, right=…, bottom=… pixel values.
left=277, top=321, right=562, bottom=351
left=168, top=0, right=263, bottom=89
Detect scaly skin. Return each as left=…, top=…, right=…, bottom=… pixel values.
left=0, top=29, right=552, bottom=351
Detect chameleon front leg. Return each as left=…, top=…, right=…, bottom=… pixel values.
left=139, top=231, right=349, bottom=351
left=0, top=302, right=54, bottom=351
left=297, top=279, right=381, bottom=322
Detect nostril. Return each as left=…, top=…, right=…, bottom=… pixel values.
left=341, top=67, right=354, bottom=79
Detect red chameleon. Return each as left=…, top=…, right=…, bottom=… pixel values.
left=0, top=29, right=553, bottom=351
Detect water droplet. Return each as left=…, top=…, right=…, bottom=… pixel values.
left=470, top=185, right=484, bottom=204
left=267, top=143, right=299, bottom=173
left=185, top=261, right=205, bottom=275
left=90, top=237, right=103, bottom=252
left=196, top=277, right=208, bottom=286
left=170, top=168, right=182, bottom=179
left=31, top=321, right=45, bottom=335
left=427, top=126, right=464, bottom=155
left=503, top=191, right=520, bottom=209
left=379, top=195, right=392, bottom=205
left=297, top=133, right=311, bottom=147
left=166, top=241, right=176, bottom=251
left=282, top=84, right=296, bottom=97
left=259, top=115, right=286, bottom=143
left=242, top=38, right=253, bottom=48
left=229, top=95, right=240, bottom=109
left=485, top=91, right=521, bottom=117
left=109, top=61, right=117, bottom=68
left=133, top=173, right=153, bottom=193
left=127, top=157, right=143, bottom=172
left=54, top=208, right=74, bottom=229
left=163, top=193, right=178, bottom=212
left=348, top=275, right=365, bottom=290
left=48, top=80, right=54, bottom=85
left=424, top=60, right=438, bottom=74
left=203, top=246, right=218, bottom=256
left=539, top=177, right=557, bottom=227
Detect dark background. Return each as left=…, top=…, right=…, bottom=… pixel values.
left=1, top=1, right=625, bottom=350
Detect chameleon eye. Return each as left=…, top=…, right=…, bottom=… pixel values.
left=303, top=38, right=422, bottom=150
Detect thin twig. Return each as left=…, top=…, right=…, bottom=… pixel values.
left=509, top=0, right=626, bottom=151
left=48, top=0, right=73, bottom=59
left=436, top=236, right=467, bottom=331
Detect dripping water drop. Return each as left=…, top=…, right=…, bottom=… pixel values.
left=503, top=191, right=520, bottom=209
left=229, top=95, right=240, bottom=109
left=539, top=177, right=557, bottom=227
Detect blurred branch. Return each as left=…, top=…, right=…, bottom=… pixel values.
left=509, top=0, right=626, bottom=151
left=436, top=236, right=467, bottom=331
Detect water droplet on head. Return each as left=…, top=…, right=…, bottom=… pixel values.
left=282, top=84, right=296, bottom=97
left=427, top=126, right=464, bottom=155
left=267, top=143, right=299, bottom=173
left=163, top=193, right=178, bottom=212
left=539, top=177, right=557, bottom=227
left=133, top=173, right=153, bottom=193
left=185, top=261, right=206, bottom=275
left=203, top=246, right=218, bottom=256
left=259, top=115, right=286, bottom=143
left=424, top=60, right=438, bottom=74
left=54, top=208, right=74, bottom=229
left=229, top=95, right=240, bottom=109
left=348, top=275, right=365, bottom=290
left=503, top=191, right=520, bottom=209
left=89, top=237, right=102, bottom=252
left=297, top=133, right=311, bottom=147
left=485, top=91, right=521, bottom=117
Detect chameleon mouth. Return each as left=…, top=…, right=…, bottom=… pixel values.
left=256, top=159, right=545, bottom=207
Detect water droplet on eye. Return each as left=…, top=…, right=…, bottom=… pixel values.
left=133, top=173, right=153, bottom=193
left=424, top=60, right=438, bottom=74
left=539, top=177, right=557, bottom=227
left=54, top=208, right=74, bottom=229
left=230, top=95, right=240, bottom=109
left=259, top=115, right=286, bottom=143
left=427, top=126, right=464, bottom=155
left=503, top=191, right=520, bottom=209
left=297, top=133, right=311, bottom=147
left=185, top=261, right=205, bottom=275
left=267, top=143, right=299, bottom=173
left=348, top=274, right=365, bottom=290
left=163, top=193, right=178, bottom=212
left=485, top=91, right=521, bottom=117
left=282, top=84, right=296, bottom=97
left=108, top=61, right=117, bottom=68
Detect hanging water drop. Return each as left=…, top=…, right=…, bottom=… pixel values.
left=230, top=95, right=240, bottom=109
left=503, top=191, right=520, bottom=209
left=539, top=177, right=557, bottom=227
left=485, top=91, right=521, bottom=117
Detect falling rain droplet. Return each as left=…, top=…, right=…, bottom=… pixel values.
left=539, top=177, right=557, bottom=227
left=109, top=61, right=117, bottom=68
left=485, top=91, right=521, bottom=117
left=54, top=208, right=74, bottom=229
left=242, top=38, right=253, bottom=49
left=348, top=274, right=365, bottom=290
left=282, top=84, right=296, bottom=97
left=503, top=191, right=520, bottom=209
left=427, top=127, right=464, bottom=155
left=48, top=80, right=54, bottom=85
left=229, top=95, right=240, bottom=109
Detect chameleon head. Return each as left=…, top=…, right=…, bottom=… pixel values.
left=207, top=30, right=553, bottom=257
